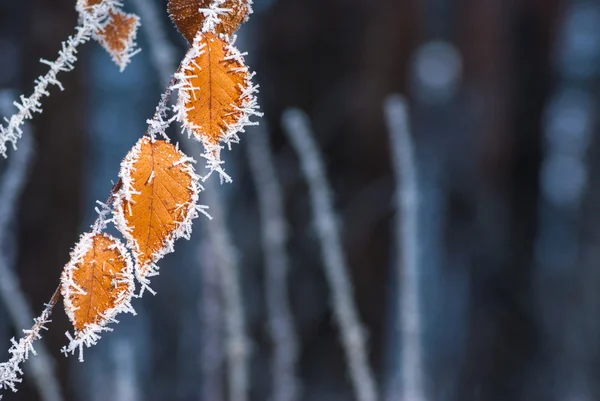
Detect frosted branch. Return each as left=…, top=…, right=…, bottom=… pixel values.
left=246, top=123, right=299, bottom=401
left=384, top=95, right=426, bottom=401
left=0, top=0, right=122, bottom=158
left=282, top=109, right=378, bottom=401
left=0, top=288, right=61, bottom=398
left=0, top=95, right=63, bottom=401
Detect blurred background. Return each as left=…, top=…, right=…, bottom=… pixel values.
left=2, top=0, right=599, bottom=400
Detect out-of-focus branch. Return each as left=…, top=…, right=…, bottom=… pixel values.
left=282, top=108, right=378, bottom=401
left=129, top=0, right=178, bottom=88
left=202, top=178, right=249, bottom=401
left=245, top=122, right=299, bottom=401
left=198, top=234, right=225, bottom=401
left=384, top=95, right=426, bottom=401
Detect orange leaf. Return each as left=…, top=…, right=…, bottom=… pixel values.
left=76, top=1, right=140, bottom=71
left=61, top=233, right=135, bottom=333
left=96, top=10, right=140, bottom=71
left=115, top=137, right=200, bottom=285
left=176, top=32, right=258, bottom=150
left=168, top=0, right=249, bottom=43
left=76, top=0, right=102, bottom=10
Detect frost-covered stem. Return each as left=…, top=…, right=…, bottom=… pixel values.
left=0, top=287, right=61, bottom=397
left=282, top=109, right=378, bottom=401
left=245, top=124, right=299, bottom=401
left=384, top=95, right=426, bottom=401
left=0, top=100, right=63, bottom=401
left=0, top=262, right=63, bottom=401
left=0, top=0, right=118, bottom=158
left=129, top=0, right=178, bottom=88
left=203, top=179, right=249, bottom=401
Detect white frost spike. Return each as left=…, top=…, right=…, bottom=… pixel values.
left=60, top=232, right=136, bottom=362
left=173, top=31, right=262, bottom=182
left=199, top=0, right=255, bottom=35
left=199, top=0, right=230, bottom=33
left=113, top=137, right=206, bottom=295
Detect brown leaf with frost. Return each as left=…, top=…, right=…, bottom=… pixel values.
left=168, top=0, right=249, bottom=42
left=76, top=0, right=102, bottom=10
left=96, top=10, right=140, bottom=71
left=115, top=137, right=200, bottom=281
left=177, top=32, right=254, bottom=145
left=61, top=233, right=134, bottom=332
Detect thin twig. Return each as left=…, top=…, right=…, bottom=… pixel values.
left=0, top=287, right=61, bottom=398
left=245, top=123, right=300, bottom=401
left=282, top=108, right=378, bottom=401
left=384, top=95, right=426, bottom=401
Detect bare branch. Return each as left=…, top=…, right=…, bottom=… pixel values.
left=202, top=178, right=249, bottom=401
left=384, top=94, right=426, bottom=401
left=198, top=234, right=225, bottom=401
left=129, top=0, right=178, bottom=88
left=282, top=108, right=378, bottom=401
left=246, top=123, right=300, bottom=401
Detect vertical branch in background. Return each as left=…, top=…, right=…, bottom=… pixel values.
left=202, top=177, right=249, bottom=401
left=384, top=95, right=426, bottom=401
left=532, top=2, right=596, bottom=399
left=282, top=109, right=378, bottom=401
left=112, top=340, right=140, bottom=401
left=246, top=123, right=300, bottom=401
left=198, top=235, right=225, bottom=401
left=0, top=94, right=63, bottom=401
left=129, top=0, right=178, bottom=87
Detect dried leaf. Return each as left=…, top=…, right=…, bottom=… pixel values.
left=96, top=10, right=140, bottom=71
left=76, top=0, right=102, bottom=11
left=176, top=32, right=258, bottom=148
left=76, top=1, right=140, bottom=71
left=61, top=233, right=135, bottom=333
left=115, top=137, right=201, bottom=284
left=168, top=0, right=249, bottom=42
